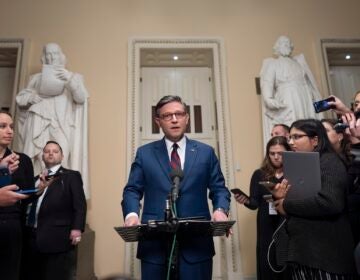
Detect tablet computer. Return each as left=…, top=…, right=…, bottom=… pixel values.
left=283, top=151, right=321, bottom=200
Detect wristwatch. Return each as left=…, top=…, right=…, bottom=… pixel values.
left=214, top=207, right=229, bottom=217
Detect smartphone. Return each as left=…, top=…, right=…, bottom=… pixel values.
left=313, top=96, right=335, bottom=113
left=15, top=188, right=39, bottom=194
left=230, top=188, right=250, bottom=200
left=0, top=167, right=11, bottom=188
left=258, top=181, right=276, bottom=191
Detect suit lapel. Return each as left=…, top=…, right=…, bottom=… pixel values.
left=182, top=138, right=198, bottom=186
left=153, top=139, right=172, bottom=182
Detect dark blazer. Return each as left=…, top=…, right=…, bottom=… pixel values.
left=122, top=137, right=231, bottom=264
left=34, top=167, right=87, bottom=253
left=284, top=152, right=356, bottom=274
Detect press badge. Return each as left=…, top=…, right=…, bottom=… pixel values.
left=269, top=201, right=277, bottom=215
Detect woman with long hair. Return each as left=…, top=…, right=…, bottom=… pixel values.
left=273, top=119, right=356, bottom=279
left=0, top=111, right=35, bottom=280
left=235, top=136, right=291, bottom=280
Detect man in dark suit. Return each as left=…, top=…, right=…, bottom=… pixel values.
left=122, top=95, right=231, bottom=280
left=21, top=140, right=87, bottom=280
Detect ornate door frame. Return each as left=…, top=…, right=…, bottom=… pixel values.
left=126, top=37, right=243, bottom=279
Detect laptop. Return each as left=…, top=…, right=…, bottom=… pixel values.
left=282, top=151, right=321, bottom=200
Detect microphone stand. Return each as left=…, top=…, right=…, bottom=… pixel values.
left=164, top=171, right=183, bottom=280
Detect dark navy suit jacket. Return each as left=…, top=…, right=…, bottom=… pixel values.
left=122, top=137, right=230, bottom=264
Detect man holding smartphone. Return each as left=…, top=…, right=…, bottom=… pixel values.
left=21, top=141, right=86, bottom=280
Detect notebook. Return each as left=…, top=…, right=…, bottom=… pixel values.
left=282, top=151, right=321, bottom=200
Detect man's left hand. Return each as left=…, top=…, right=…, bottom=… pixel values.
left=212, top=209, right=232, bottom=237
left=70, top=229, right=82, bottom=245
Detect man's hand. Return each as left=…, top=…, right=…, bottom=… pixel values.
left=328, top=95, right=352, bottom=115
left=69, top=229, right=82, bottom=245
left=124, top=216, right=140, bottom=227
left=212, top=209, right=232, bottom=237
left=0, top=185, right=28, bottom=207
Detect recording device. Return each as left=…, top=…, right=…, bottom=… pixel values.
left=15, top=188, right=39, bottom=194
left=230, top=188, right=250, bottom=200
left=170, top=169, right=184, bottom=203
left=333, top=122, right=349, bottom=133
left=313, top=96, right=335, bottom=113
left=333, top=110, right=360, bottom=133
left=0, top=167, right=11, bottom=188
left=258, top=181, right=276, bottom=191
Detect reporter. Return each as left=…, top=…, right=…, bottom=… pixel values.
left=273, top=119, right=356, bottom=279
left=235, top=136, right=290, bottom=280
left=321, top=118, right=351, bottom=164
left=0, top=111, right=35, bottom=280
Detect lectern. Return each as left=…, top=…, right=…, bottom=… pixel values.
left=114, top=218, right=235, bottom=279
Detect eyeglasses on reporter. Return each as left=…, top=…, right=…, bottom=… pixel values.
left=288, top=134, right=309, bottom=141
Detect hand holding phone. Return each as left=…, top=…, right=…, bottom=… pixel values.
left=15, top=188, right=39, bottom=194
left=313, top=96, right=335, bottom=113
left=231, top=188, right=250, bottom=205
left=45, top=174, right=59, bottom=181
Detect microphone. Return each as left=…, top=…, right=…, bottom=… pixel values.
left=170, top=169, right=184, bottom=203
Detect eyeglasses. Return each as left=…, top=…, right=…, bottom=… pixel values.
left=158, top=112, right=187, bottom=121
left=288, top=134, right=308, bottom=141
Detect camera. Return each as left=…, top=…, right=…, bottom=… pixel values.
left=333, top=110, right=360, bottom=133
left=313, top=97, right=335, bottom=113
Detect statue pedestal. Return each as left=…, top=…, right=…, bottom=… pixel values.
left=75, top=224, right=97, bottom=280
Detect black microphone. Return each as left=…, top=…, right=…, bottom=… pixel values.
left=170, top=169, right=184, bottom=203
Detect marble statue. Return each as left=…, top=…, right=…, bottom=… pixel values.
left=260, top=35, right=323, bottom=146
left=15, top=43, right=89, bottom=197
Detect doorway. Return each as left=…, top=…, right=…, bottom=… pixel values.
left=126, top=38, right=242, bottom=279
left=321, top=39, right=360, bottom=108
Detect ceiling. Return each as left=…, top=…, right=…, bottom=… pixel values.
left=140, top=48, right=213, bottom=67
left=326, top=47, right=360, bottom=66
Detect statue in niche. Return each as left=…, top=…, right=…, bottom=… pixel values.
left=260, top=35, right=323, bottom=146
left=15, top=43, right=89, bottom=197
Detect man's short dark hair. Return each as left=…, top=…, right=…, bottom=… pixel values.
left=43, top=140, right=63, bottom=153
left=155, top=95, right=187, bottom=116
left=273, top=123, right=290, bottom=133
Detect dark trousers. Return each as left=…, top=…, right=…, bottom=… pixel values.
left=141, top=254, right=212, bottom=280
left=0, top=218, right=22, bottom=280
left=21, top=228, right=75, bottom=280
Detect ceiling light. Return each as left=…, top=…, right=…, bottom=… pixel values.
left=345, top=54, right=351, bottom=60
left=173, top=55, right=179, bottom=61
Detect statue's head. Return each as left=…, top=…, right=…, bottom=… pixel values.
left=273, top=36, right=293, bottom=57
left=41, top=43, right=66, bottom=66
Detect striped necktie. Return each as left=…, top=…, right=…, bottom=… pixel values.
left=170, top=143, right=181, bottom=170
